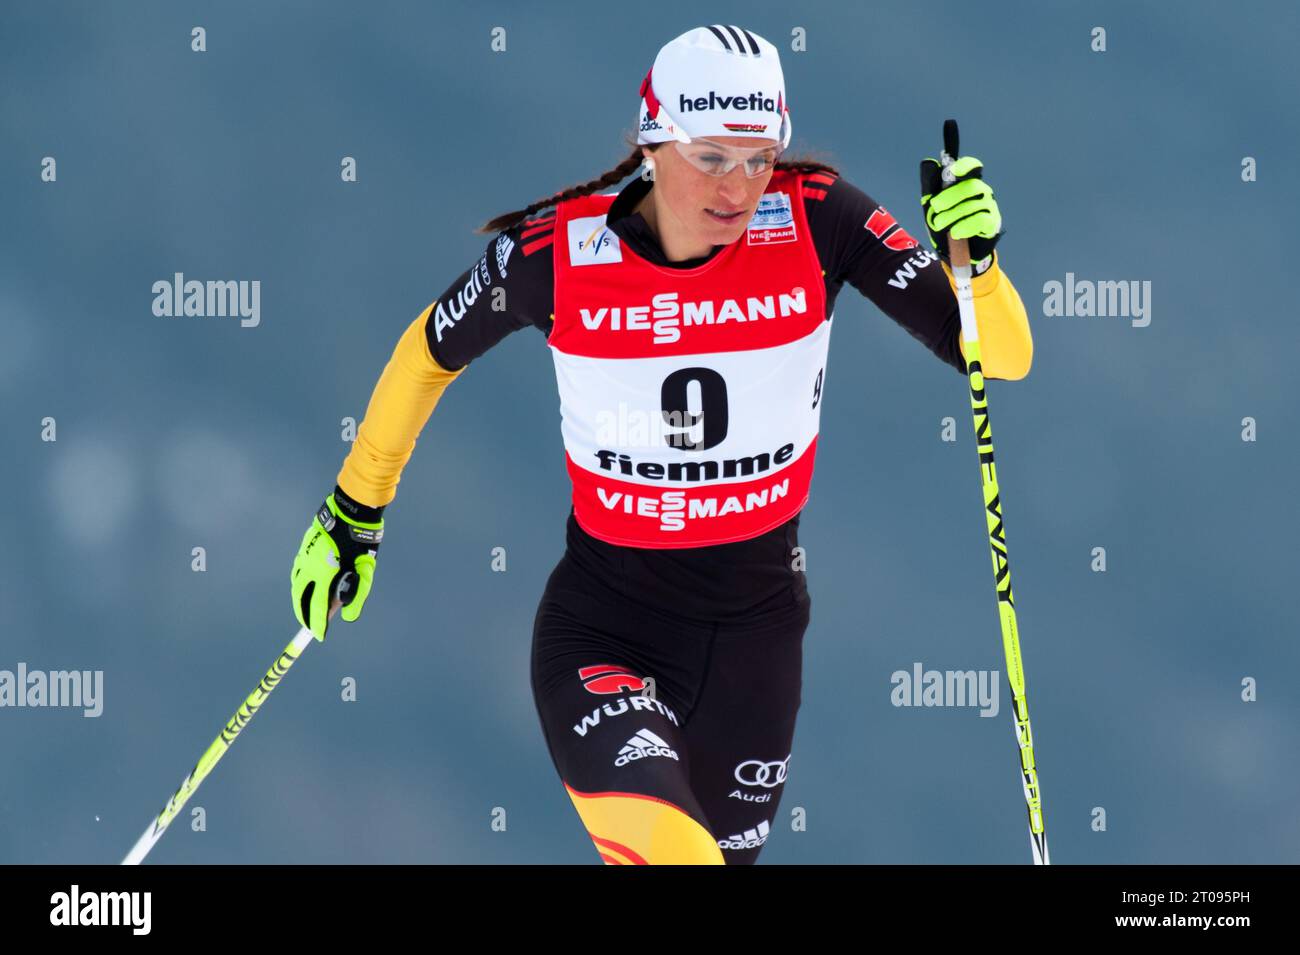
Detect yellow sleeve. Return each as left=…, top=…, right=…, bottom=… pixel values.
left=943, top=252, right=1034, bottom=381
left=335, top=303, right=466, bottom=508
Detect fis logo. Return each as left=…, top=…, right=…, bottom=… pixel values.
left=568, top=215, right=623, bottom=266
left=614, top=728, right=679, bottom=766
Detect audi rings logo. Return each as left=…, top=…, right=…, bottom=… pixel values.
left=734, top=755, right=790, bottom=788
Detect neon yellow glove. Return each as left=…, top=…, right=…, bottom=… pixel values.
left=919, top=154, right=1003, bottom=274
left=290, top=490, right=382, bottom=641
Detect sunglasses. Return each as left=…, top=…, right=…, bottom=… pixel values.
left=672, top=137, right=784, bottom=178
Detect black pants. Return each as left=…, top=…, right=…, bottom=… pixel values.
left=531, top=517, right=811, bottom=864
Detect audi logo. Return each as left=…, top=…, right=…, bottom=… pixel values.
left=734, top=755, right=790, bottom=788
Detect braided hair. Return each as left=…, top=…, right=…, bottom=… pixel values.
left=476, top=133, right=841, bottom=235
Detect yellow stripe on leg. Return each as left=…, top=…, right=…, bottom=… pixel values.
left=565, top=784, right=724, bottom=865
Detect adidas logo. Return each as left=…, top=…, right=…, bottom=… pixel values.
left=613, top=728, right=680, bottom=767
left=717, top=820, right=771, bottom=851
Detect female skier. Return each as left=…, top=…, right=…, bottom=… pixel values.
left=290, top=24, right=1032, bottom=864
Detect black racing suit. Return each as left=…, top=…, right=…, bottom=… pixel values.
left=404, top=169, right=972, bottom=862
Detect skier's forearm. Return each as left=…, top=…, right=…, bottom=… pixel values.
left=336, top=304, right=465, bottom=509
left=947, top=253, right=1034, bottom=380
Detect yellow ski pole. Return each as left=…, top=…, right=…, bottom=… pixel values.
left=121, top=580, right=350, bottom=864
left=939, top=118, right=1049, bottom=864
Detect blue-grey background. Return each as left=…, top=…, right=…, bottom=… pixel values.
left=2, top=1, right=1296, bottom=864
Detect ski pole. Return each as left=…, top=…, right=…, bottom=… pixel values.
left=939, top=118, right=1049, bottom=865
left=120, top=577, right=351, bottom=865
